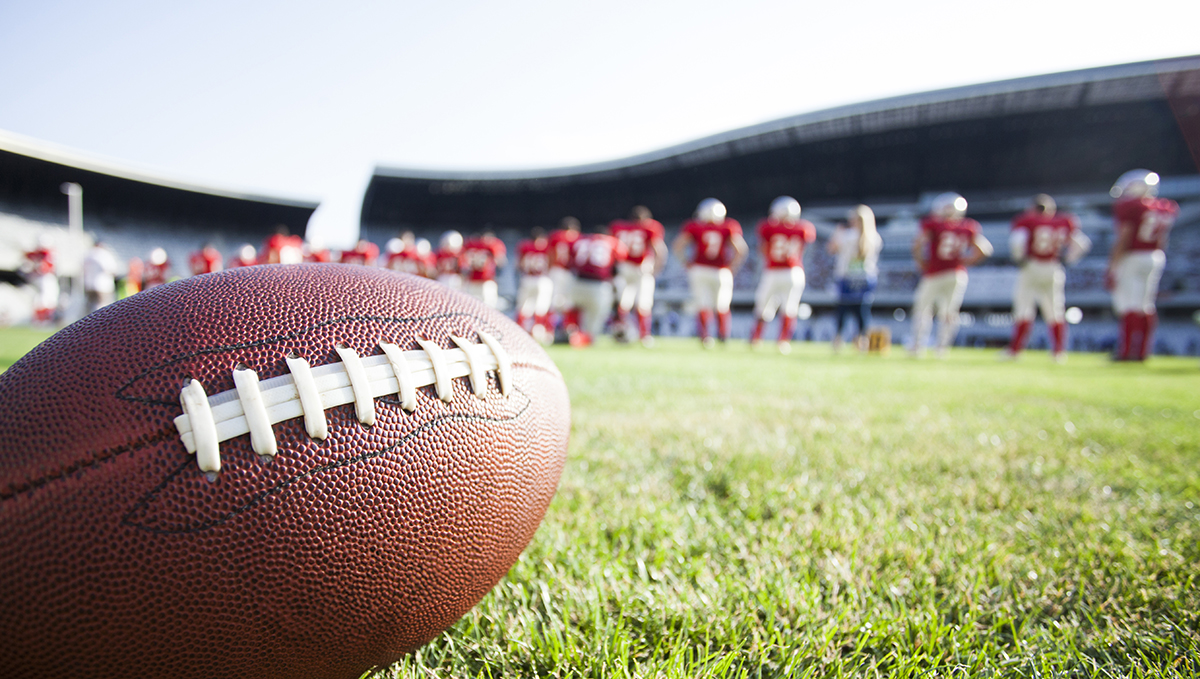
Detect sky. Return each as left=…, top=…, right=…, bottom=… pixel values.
left=1, top=1, right=1199, bottom=246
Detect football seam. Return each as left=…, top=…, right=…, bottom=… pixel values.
left=121, top=386, right=537, bottom=534
left=0, top=363, right=558, bottom=503
left=112, top=311, right=543, bottom=408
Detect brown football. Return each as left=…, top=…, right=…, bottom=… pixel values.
left=0, top=264, right=570, bottom=679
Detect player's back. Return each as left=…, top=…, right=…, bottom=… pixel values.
left=611, top=219, right=663, bottom=265
left=547, top=229, right=580, bottom=269
left=683, top=219, right=742, bottom=268
left=518, top=239, right=551, bottom=277
left=922, top=216, right=980, bottom=275
left=571, top=233, right=626, bottom=280
left=757, top=218, right=815, bottom=269
left=1114, top=196, right=1178, bottom=252
left=1012, top=212, right=1077, bottom=262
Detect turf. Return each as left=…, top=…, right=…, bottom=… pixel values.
left=391, top=340, right=1200, bottom=678
left=3, top=330, right=1198, bottom=676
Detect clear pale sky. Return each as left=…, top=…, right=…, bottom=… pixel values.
left=2, top=1, right=1198, bottom=245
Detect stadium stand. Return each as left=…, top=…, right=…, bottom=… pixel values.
left=0, top=129, right=319, bottom=323
left=361, top=56, right=1200, bottom=353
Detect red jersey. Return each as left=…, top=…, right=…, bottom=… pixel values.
left=547, top=229, right=581, bottom=269
left=144, top=261, right=170, bottom=288
left=570, top=233, right=628, bottom=281
left=1113, top=196, right=1178, bottom=252
left=25, top=248, right=54, bottom=275
left=680, top=219, right=743, bottom=268
left=1010, top=212, right=1079, bottom=263
left=921, top=216, right=982, bottom=275
left=517, top=238, right=552, bottom=277
left=340, top=242, right=379, bottom=267
left=461, top=236, right=507, bottom=282
left=435, top=249, right=461, bottom=277
left=189, top=247, right=223, bottom=275
left=262, top=234, right=304, bottom=264
left=304, top=247, right=332, bottom=263
left=757, top=218, right=816, bottom=269
left=609, top=219, right=665, bottom=267
left=385, top=249, right=435, bottom=277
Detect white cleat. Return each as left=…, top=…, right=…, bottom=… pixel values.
left=640, top=335, right=655, bottom=348
left=997, top=350, right=1017, bottom=362
left=1052, top=351, right=1067, bottom=364
left=701, top=337, right=716, bottom=350
left=777, top=341, right=792, bottom=355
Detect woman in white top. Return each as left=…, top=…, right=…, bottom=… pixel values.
left=826, top=205, right=883, bottom=351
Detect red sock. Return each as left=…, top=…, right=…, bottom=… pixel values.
left=535, top=314, right=550, bottom=332
left=516, top=311, right=529, bottom=330
left=1010, top=319, right=1032, bottom=353
left=778, top=316, right=795, bottom=342
left=637, top=311, right=651, bottom=338
left=717, top=312, right=731, bottom=341
left=564, top=308, right=581, bottom=332
left=1050, top=322, right=1066, bottom=354
left=1138, top=312, right=1157, bottom=360
left=1119, top=312, right=1138, bottom=359
left=750, top=319, right=765, bottom=342
left=697, top=310, right=712, bottom=340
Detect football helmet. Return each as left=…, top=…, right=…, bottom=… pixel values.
left=1032, top=193, right=1056, bottom=216
left=385, top=237, right=404, bottom=254
left=930, top=192, right=967, bottom=220
left=695, top=198, right=727, bottom=224
left=439, top=230, right=463, bottom=253
left=1110, top=169, right=1159, bottom=199
left=415, top=238, right=432, bottom=256
left=769, top=196, right=801, bottom=223
left=149, top=247, right=168, bottom=266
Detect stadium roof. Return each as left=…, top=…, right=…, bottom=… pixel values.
left=0, top=129, right=319, bottom=232
left=364, top=55, right=1200, bottom=229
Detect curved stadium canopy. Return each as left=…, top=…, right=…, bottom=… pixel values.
left=364, top=55, right=1200, bottom=230
left=0, top=130, right=319, bottom=234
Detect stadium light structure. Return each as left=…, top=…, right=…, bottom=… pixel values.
left=60, top=182, right=83, bottom=234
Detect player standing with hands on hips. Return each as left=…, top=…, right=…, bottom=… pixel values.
left=1002, top=194, right=1090, bottom=363
left=673, top=198, right=749, bottom=348
left=749, top=196, right=815, bottom=353
left=1107, top=169, right=1177, bottom=361
left=909, top=192, right=993, bottom=358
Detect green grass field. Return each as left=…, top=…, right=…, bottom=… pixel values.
left=3, top=330, right=1198, bottom=677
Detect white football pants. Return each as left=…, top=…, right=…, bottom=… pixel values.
left=572, top=279, right=614, bottom=338
left=911, top=269, right=968, bottom=352
left=615, top=261, right=656, bottom=314
left=688, top=265, right=733, bottom=313
left=754, top=267, right=805, bottom=322
left=1112, top=250, right=1165, bottom=315
left=1013, top=260, right=1066, bottom=323
left=517, top=274, right=553, bottom=318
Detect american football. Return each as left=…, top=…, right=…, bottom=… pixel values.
left=0, top=265, right=570, bottom=679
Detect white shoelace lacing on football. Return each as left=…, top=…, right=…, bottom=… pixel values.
left=174, top=332, right=511, bottom=474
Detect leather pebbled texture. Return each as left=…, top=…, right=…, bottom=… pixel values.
left=0, top=264, right=570, bottom=679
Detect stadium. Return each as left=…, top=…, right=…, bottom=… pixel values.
left=361, top=55, right=1200, bottom=354
left=2, top=52, right=1200, bottom=677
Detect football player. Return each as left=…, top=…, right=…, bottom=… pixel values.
left=302, top=235, right=332, bottom=263
left=672, top=198, right=749, bottom=347
left=23, top=234, right=58, bottom=324
left=461, top=231, right=507, bottom=308
left=909, top=192, right=993, bottom=358
left=1107, top=169, right=1178, bottom=361
left=749, top=196, right=815, bottom=353
left=566, top=226, right=629, bottom=347
left=384, top=231, right=435, bottom=277
left=144, top=247, right=171, bottom=289
left=230, top=244, right=259, bottom=268
left=434, top=230, right=464, bottom=289
left=261, top=225, right=304, bottom=264
left=189, top=242, right=224, bottom=276
left=339, top=240, right=380, bottom=267
left=547, top=217, right=582, bottom=330
left=1003, top=194, right=1090, bottom=362
left=610, top=206, right=667, bottom=346
left=515, top=227, right=554, bottom=342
